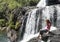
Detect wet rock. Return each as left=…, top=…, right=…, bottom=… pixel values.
left=48, top=29, right=60, bottom=42
left=46, top=0, right=60, bottom=6
left=28, top=29, right=60, bottom=42
left=49, top=35, right=60, bottom=42
left=28, top=37, right=42, bottom=42
left=7, top=29, right=18, bottom=42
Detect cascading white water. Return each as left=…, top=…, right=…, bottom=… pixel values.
left=24, top=9, right=37, bottom=35
left=42, top=6, right=50, bottom=28
left=20, top=1, right=48, bottom=42
left=20, top=9, right=40, bottom=42
left=20, top=0, right=49, bottom=42
left=20, top=0, right=47, bottom=42
left=37, top=0, right=46, bottom=8
left=56, top=5, right=60, bottom=28
left=20, top=0, right=58, bottom=42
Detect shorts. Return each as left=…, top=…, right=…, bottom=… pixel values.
left=40, top=29, right=48, bottom=35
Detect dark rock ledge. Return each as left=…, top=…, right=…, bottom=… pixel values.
left=28, top=29, right=60, bottom=42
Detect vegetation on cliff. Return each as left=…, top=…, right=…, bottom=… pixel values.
left=0, top=0, right=40, bottom=33
left=0, top=0, right=39, bottom=42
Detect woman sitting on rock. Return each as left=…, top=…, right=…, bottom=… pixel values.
left=38, top=20, right=52, bottom=41
left=38, top=19, right=57, bottom=42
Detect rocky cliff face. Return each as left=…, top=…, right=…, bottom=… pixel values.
left=28, top=29, right=60, bottom=42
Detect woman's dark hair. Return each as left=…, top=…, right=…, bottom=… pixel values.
left=46, top=20, right=51, bottom=24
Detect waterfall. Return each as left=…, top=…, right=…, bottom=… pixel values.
left=20, top=0, right=59, bottom=42
left=20, top=0, right=46, bottom=42
left=42, top=6, right=50, bottom=28
left=23, top=9, right=37, bottom=39
left=20, top=8, right=40, bottom=42
left=20, top=6, right=51, bottom=42
left=37, top=0, right=46, bottom=8
left=0, top=0, right=60, bottom=42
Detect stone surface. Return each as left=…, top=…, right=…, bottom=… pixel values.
left=28, top=37, right=42, bottom=42
left=7, top=29, right=18, bottom=42
left=28, top=28, right=60, bottom=42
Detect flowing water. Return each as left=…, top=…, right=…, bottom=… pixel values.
left=20, top=0, right=46, bottom=41
left=20, top=0, right=58, bottom=42
left=0, top=32, right=8, bottom=42
left=20, top=8, right=40, bottom=42
left=37, top=0, right=46, bottom=8
left=0, top=0, right=60, bottom=42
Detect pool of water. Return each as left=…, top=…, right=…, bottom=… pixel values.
left=0, top=32, right=8, bottom=42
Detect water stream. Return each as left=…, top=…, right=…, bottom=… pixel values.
left=0, top=0, right=60, bottom=42
left=20, top=0, right=58, bottom=42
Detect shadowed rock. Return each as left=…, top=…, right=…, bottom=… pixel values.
left=48, top=29, right=60, bottom=42
left=46, top=0, right=60, bottom=6
left=28, top=37, right=42, bottom=42
left=7, top=29, right=18, bottom=42
left=28, top=28, right=60, bottom=42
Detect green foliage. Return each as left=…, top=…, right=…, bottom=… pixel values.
left=0, top=0, right=40, bottom=30
left=0, top=0, right=40, bottom=10
left=16, top=0, right=39, bottom=6
left=0, top=0, right=20, bottom=10
left=6, top=14, right=14, bottom=28
left=6, top=14, right=20, bottom=30
left=0, top=0, right=6, bottom=12
left=0, top=19, right=5, bottom=27
left=15, top=21, right=20, bottom=29
left=7, top=0, right=20, bottom=10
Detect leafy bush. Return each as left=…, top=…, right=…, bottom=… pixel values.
left=0, top=19, right=5, bottom=27
left=0, top=0, right=40, bottom=30
left=0, top=0, right=40, bottom=10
